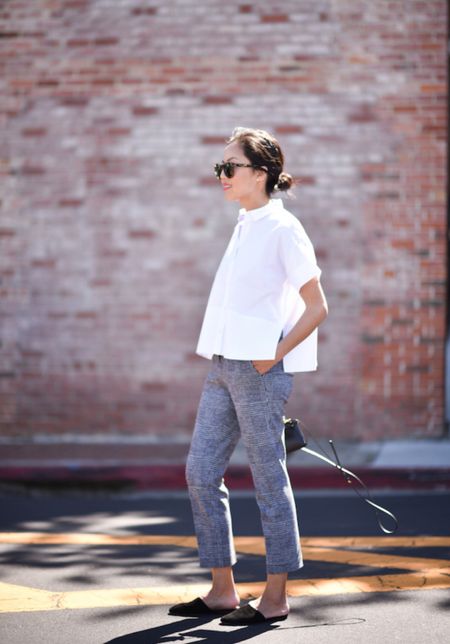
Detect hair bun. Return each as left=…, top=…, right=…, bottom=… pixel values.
left=276, top=172, right=293, bottom=192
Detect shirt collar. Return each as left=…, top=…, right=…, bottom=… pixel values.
left=237, top=198, right=283, bottom=223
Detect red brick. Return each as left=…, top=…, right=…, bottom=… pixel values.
left=295, top=175, right=316, bottom=186
left=37, top=80, right=59, bottom=87
left=274, top=125, right=304, bottom=134
left=132, top=106, right=158, bottom=116
left=128, top=229, right=156, bottom=239
left=201, top=135, right=227, bottom=144
left=421, top=83, right=446, bottom=92
left=107, top=127, right=131, bottom=136
left=31, top=259, right=56, bottom=268
left=94, top=37, right=119, bottom=46
left=75, top=311, right=97, bottom=319
left=59, top=97, right=89, bottom=106
left=202, top=96, right=233, bottom=105
left=20, top=165, right=45, bottom=175
left=67, top=39, right=90, bottom=47
left=199, top=176, right=217, bottom=186
left=261, top=14, right=289, bottom=23
left=21, top=127, right=47, bottom=136
left=131, top=7, right=157, bottom=15
left=391, top=239, right=415, bottom=250
left=59, top=199, right=84, bottom=207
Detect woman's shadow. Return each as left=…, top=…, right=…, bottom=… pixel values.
left=104, top=615, right=282, bottom=643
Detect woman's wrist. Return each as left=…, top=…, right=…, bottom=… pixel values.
left=276, top=339, right=289, bottom=362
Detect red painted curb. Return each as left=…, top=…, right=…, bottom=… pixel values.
left=1, top=465, right=449, bottom=490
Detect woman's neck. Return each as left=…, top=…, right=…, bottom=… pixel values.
left=239, top=195, right=270, bottom=212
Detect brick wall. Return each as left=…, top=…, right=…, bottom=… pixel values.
left=0, top=0, right=446, bottom=443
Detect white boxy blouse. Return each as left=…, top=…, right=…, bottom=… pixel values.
left=196, top=198, right=322, bottom=372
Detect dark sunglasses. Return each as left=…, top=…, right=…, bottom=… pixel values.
left=214, top=161, right=265, bottom=180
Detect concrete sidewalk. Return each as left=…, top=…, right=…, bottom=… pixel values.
left=0, top=435, right=449, bottom=491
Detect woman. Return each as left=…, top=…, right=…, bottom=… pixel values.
left=169, top=127, right=328, bottom=626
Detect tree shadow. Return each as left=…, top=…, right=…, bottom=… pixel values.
left=436, top=596, right=450, bottom=611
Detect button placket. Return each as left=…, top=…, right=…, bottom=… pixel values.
left=216, top=220, right=245, bottom=353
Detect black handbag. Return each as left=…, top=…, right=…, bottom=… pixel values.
left=283, top=416, right=307, bottom=453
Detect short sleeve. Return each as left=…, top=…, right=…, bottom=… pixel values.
left=278, top=223, right=321, bottom=291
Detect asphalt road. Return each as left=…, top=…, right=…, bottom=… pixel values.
left=0, top=486, right=449, bottom=644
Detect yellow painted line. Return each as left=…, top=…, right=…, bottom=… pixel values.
left=0, top=582, right=59, bottom=613
left=301, top=536, right=450, bottom=548
left=286, top=569, right=450, bottom=597
left=0, top=533, right=198, bottom=548
left=235, top=536, right=265, bottom=555
left=1, top=568, right=450, bottom=614
left=302, top=547, right=450, bottom=571
left=0, top=581, right=214, bottom=613
left=1, top=533, right=449, bottom=549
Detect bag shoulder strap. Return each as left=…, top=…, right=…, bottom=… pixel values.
left=287, top=418, right=398, bottom=534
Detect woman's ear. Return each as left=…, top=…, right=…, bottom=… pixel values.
left=256, top=166, right=268, bottom=182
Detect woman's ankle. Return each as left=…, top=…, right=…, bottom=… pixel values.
left=203, top=587, right=240, bottom=609
left=202, top=567, right=240, bottom=608
left=254, top=572, right=289, bottom=614
left=210, top=568, right=238, bottom=595
left=251, top=595, right=289, bottom=617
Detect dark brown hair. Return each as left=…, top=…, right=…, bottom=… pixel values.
left=227, top=127, right=294, bottom=196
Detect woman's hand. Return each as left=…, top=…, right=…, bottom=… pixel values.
left=251, top=359, right=279, bottom=375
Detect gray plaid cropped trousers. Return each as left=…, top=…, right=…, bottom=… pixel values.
left=185, top=355, right=303, bottom=574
